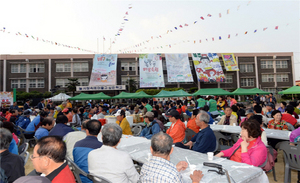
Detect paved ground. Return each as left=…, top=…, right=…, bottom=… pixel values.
left=24, top=146, right=298, bottom=182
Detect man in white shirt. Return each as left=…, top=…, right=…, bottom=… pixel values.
left=88, top=123, right=139, bottom=183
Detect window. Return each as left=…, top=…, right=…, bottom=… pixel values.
left=20, top=64, right=26, bottom=73
left=56, top=79, right=69, bottom=87
left=30, top=63, right=45, bottom=73
left=78, top=78, right=89, bottom=86
left=11, top=64, right=26, bottom=73
left=129, top=62, right=136, bottom=71
left=121, top=63, right=129, bottom=71
left=262, top=74, right=274, bottom=82
left=276, top=60, right=288, bottom=68
left=262, top=88, right=277, bottom=94
left=225, top=75, right=233, bottom=83
left=276, top=74, right=289, bottom=82
left=11, top=80, right=18, bottom=88
left=261, top=61, right=273, bottom=69
left=29, top=79, right=36, bottom=88
left=241, top=78, right=254, bottom=87
left=20, top=79, right=26, bottom=88
left=28, top=79, right=44, bottom=88
left=37, top=79, right=44, bottom=88
left=121, top=63, right=136, bottom=71
left=240, top=64, right=253, bottom=73
left=74, top=63, right=89, bottom=72
left=56, top=63, right=71, bottom=72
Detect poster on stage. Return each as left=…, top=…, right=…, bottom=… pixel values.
left=165, top=53, right=193, bottom=82
left=192, top=53, right=225, bottom=82
left=89, top=54, right=117, bottom=86
left=139, top=53, right=165, bottom=88
left=221, top=53, right=239, bottom=71
left=0, top=92, right=13, bottom=107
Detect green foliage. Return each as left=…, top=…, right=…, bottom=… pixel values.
left=189, top=87, right=198, bottom=93
left=16, top=90, right=52, bottom=101
left=126, top=79, right=138, bottom=93
left=136, top=88, right=184, bottom=95
left=66, top=78, right=80, bottom=96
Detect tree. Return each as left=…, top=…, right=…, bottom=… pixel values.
left=66, top=78, right=80, bottom=96
left=126, top=79, right=138, bottom=93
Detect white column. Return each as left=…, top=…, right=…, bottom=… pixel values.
left=291, top=55, right=295, bottom=85
left=3, top=59, right=6, bottom=91
left=254, top=56, right=259, bottom=88
left=70, top=58, right=73, bottom=77
left=26, top=60, right=29, bottom=92
left=48, top=59, right=51, bottom=91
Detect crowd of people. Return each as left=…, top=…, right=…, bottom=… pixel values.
left=0, top=92, right=300, bottom=183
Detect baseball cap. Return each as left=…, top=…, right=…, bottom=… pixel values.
left=114, top=110, right=125, bottom=117
left=245, top=109, right=254, bottom=115
left=165, top=109, right=180, bottom=118
left=23, top=109, right=32, bottom=116
left=62, top=108, right=69, bottom=113
left=143, top=111, right=154, bottom=118
left=266, top=103, right=274, bottom=109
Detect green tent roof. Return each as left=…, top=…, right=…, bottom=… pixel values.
left=112, top=91, right=133, bottom=99
left=232, top=88, right=269, bottom=95
left=171, top=89, right=192, bottom=97
left=133, top=91, right=153, bottom=98
left=192, top=88, right=232, bottom=96
left=153, top=90, right=174, bottom=98
left=69, top=92, right=111, bottom=100
left=278, top=86, right=300, bottom=94
left=69, top=93, right=93, bottom=100
left=91, top=92, right=112, bottom=99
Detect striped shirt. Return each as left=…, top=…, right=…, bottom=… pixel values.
left=139, top=156, right=183, bottom=183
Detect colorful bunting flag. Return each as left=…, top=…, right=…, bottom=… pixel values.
left=103, top=37, right=105, bottom=41
left=236, top=33, right=238, bottom=36
left=194, top=21, right=197, bottom=24
left=237, top=5, right=240, bottom=10
left=275, top=26, right=278, bottom=30
left=219, top=13, right=222, bottom=18
left=212, top=37, right=214, bottom=41
left=219, top=36, right=221, bottom=40
left=179, top=25, right=183, bottom=28
left=200, top=16, right=204, bottom=20
left=125, top=11, right=128, bottom=15
left=227, top=9, right=230, bottom=14
left=184, top=24, right=188, bottom=26
left=207, top=14, right=212, bottom=17
left=199, top=40, right=201, bottom=43
left=175, top=27, right=177, bottom=30
left=263, top=27, right=268, bottom=31
left=228, top=34, right=230, bottom=39
left=245, top=31, right=248, bottom=34
left=129, top=7, right=132, bottom=9
left=124, top=19, right=128, bottom=21
left=254, top=30, right=257, bottom=33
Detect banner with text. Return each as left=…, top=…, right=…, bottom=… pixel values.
left=165, top=53, right=193, bottom=82
left=89, top=54, right=118, bottom=86
left=221, top=53, right=239, bottom=71
left=192, top=53, right=225, bottom=82
left=0, top=92, right=13, bottom=107
left=139, top=54, right=165, bottom=88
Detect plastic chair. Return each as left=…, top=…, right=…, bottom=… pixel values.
left=14, top=124, right=36, bottom=146
left=213, top=131, right=232, bottom=152
left=183, top=128, right=197, bottom=144
left=266, top=145, right=277, bottom=181
left=66, top=156, right=89, bottom=183
left=278, top=141, right=300, bottom=183
left=131, top=125, right=142, bottom=136
left=213, top=139, right=219, bottom=153
left=88, top=174, right=112, bottom=183
left=285, top=122, right=295, bottom=131
left=18, top=142, right=29, bottom=156
left=21, top=151, right=29, bottom=165
left=230, top=133, right=240, bottom=144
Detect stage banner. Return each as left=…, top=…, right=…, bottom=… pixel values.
left=139, top=54, right=165, bottom=88
left=192, top=53, right=225, bottom=82
left=165, top=53, right=193, bottom=82
left=0, top=92, right=13, bottom=107
left=221, top=53, right=239, bottom=71
left=89, top=54, right=117, bottom=86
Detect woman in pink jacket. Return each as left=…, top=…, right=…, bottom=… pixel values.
left=215, top=119, right=267, bottom=167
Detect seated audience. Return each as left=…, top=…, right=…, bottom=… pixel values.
left=1, top=121, right=19, bottom=145
left=152, top=110, right=164, bottom=131
left=15, top=109, right=32, bottom=129
left=240, top=109, right=254, bottom=126
left=35, top=117, right=55, bottom=140
left=88, top=123, right=139, bottom=182
left=71, top=108, right=81, bottom=127
left=267, top=110, right=289, bottom=130
left=115, top=110, right=132, bottom=135
left=139, top=132, right=203, bottom=183
left=140, top=112, right=161, bottom=139
left=0, top=128, right=25, bottom=182
left=277, top=101, right=286, bottom=113
left=187, top=109, right=200, bottom=133
left=176, top=111, right=216, bottom=153
left=31, top=136, right=75, bottom=183
left=202, top=105, right=215, bottom=125
left=217, top=107, right=237, bottom=126
left=249, top=115, right=268, bottom=146
left=216, top=119, right=267, bottom=167
left=265, top=103, right=275, bottom=118
left=73, top=120, right=103, bottom=183
left=9, top=109, right=18, bottom=123
left=253, top=105, right=268, bottom=127
left=281, top=105, right=297, bottom=126
left=49, top=115, right=74, bottom=137
left=166, top=110, right=186, bottom=143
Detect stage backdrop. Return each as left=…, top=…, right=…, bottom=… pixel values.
left=165, top=53, right=193, bottom=82
left=139, top=53, right=165, bottom=88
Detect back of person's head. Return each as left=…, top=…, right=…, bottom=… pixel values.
left=141, top=98, right=148, bottom=104
left=203, top=105, right=209, bottom=112
left=130, top=105, right=135, bottom=110
left=281, top=101, right=287, bottom=107
left=79, top=107, right=84, bottom=114
left=40, top=111, right=48, bottom=118
left=289, top=101, right=297, bottom=108
left=56, top=115, right=68, bottom=124
left=155, top=105, right=159, bottom=111
left=152, top=110, right=159, bottom=118
left=102, top=123, right=122, bottom=146
left=249, top=115, right=263, bottom=125
left=285, top=105, right=294, bottom=115
left=192, top=109, right=199, bottom=116
left=151, top=132, right=173, bottom=155
left=36, top=136, right=66, bottom=163
left=86, top=119, right=102, bottom=135
left=241, top=119, right=262, bottom=138
left=1, top=122, right=14, bottom=134
left=231, top=105, right=238, bottom=112
left=81, top=120, right=88, bottom=130
left=198, top=110, right=210, bottom=124
left=0, top=128, right=12, bottom=150
left=253, top=105, right=262, bottom=113
left=72, top=108, right=77, bottom=114
left=41, top=117, right=53, bottom=126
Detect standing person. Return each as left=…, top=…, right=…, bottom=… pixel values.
left=23, top=99, right=30, bottom=110
left=166, top=110, right=186, bottom=143
left=228, top=96, right=237, bottom=107
left=197, top=96, right=206, bottom=108
left=37, top=99, right=45, bottom=110
left=115, top=110, right=132, bottom=135
left=141, top=98, right=153, bottom=112
left=139, top=112, right=161, bottom=139
left=254, top=93, right=261, bottom=106
left=260, top=95, right=266, bottom=107
left=208, top=96, right=218, bottom=115
left=139, top=132, right=203, bottom=183
left=66, top=99, right=72, bottom=108
left=267, top=93, right=277, bottom=104
left=88, top=123, right=139, bottom=183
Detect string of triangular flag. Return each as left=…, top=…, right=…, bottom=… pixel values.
left=0, top=27, right=97, bottom=53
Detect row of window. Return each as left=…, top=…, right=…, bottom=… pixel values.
left=56, top=78, right=89, bottom=87
left=262, top=74, right=289, bottom=82
left=261, top=60, right=288, bottom=69
left=11, top=63, right=89, bottom=73
left=11, top=79, right=44, bottom=88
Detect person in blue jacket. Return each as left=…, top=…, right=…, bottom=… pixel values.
left=16, top=109, right=32, bottom=130
left=140, top=112, right=161, bottom=139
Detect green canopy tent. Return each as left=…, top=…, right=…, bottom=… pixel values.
left=69, top=92, right=111, bottom=100
left=278, top=86, right=300, bottom=94
left=232, top=88, right=269, bottom=95
left=192, top=88, right=232, bottom=96
left=68, top=93, right=92, bottom=100
left=171, top=89, right=192, bottom=97
left=112, top=91, right=134, bottom=99
left=133, top=91, right=153, bottom=98
left=153, top=90, right=174, bottom=98
left=91, top=92, right=112, bottom=99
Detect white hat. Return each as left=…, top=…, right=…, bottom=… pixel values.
left=114, top=110, right=123, bottom=117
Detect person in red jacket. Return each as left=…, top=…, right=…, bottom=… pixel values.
left=166, top=109, right=186, bottom=143
left=31, top=136, right=75, bottom=183
left=281, top=105, right=297, bottom=126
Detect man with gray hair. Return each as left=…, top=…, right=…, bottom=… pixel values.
left=0, top=128, right=25, bottom=182
left=139, top=132, right=203, bottom=183
left=88, top=123, right=139, bottom=183
left=176, top=110, right=216, bottom=153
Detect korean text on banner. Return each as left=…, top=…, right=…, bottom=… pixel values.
left=221, top=53, right=239, bottom=71
left=89, top=54, right=118, bottom=86
left=0, top=92, right=13, bottom=107
left=192, top=53, right=225, bottom=82
left=165, top=54, right=193, bottom=83
left=139, top=54, right=165, bottom=88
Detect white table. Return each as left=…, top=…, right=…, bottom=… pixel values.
left=117, top=136, right=269, bottom=183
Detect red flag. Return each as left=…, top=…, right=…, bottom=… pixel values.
left=199, top=40, right=201, bottom=43
left=125, top=11, right=128, bottom=15
left=263, top=27, right=268, bottom=31
left=179, top=25, right=183, bottom=28
left=228, top=34, right=230, bottom=39
left=119, top=28, right=123, bottom=31
left=275, top=26, right=278, bottom=30
left=200, top=16, right=204, bottom=20
left=184, top=24, right=188, bottom=26
left=219, top=13, right=221, bottom=18
left=245, top=31, right=248, bottom=34
left=212, top=37, right=214, bottom=41
left=207, top=14, right=212, bottom=17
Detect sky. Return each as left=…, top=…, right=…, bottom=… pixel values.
left=0, top=0, right=299, bottom=79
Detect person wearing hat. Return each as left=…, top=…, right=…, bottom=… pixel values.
left=15, top=109, right=32, bottom=129
left=265, top=102, right=275, bottom=118
left=239, top=109, right=254, bottom=126
left=133, top=106, right=142, bottom=115
left=165, top=109, right=186, bottom=143
left=54, top=102, right=67, bottom=119
left=115, top=110, right=132, bottom=135
left=62, top=108, right=72, bottom=122
left=139, top=112, right=161, bottom=139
